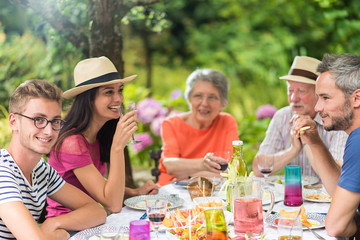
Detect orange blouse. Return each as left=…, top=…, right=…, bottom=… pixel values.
left=157, top=112, right=239, bottom=186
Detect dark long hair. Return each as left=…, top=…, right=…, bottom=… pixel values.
left=54, top=87, right=118, bottom=163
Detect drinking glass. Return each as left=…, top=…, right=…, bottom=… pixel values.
left=257, top=154, right=274, bottom=182
left=284, top=165, right=303, bottom=206
left=120, top=103, right=141, bottom=145
left=204, top=209, right=228, bottom=240
left=277, top=215, right=303, bottom=240
left=145, top=199, right=168, bottom=239
left=129, top=220, right=150, bottom=240
left=212, top=151, right=232, bottom=171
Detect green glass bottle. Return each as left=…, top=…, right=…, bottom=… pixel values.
left=226, top=140, right=248, bottom=211
left=231, top=140, right=247, bottom=177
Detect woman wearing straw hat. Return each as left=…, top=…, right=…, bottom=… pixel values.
left=46, top=56, right=159, bottom=217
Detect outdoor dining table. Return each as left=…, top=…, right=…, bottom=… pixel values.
left=70, top=179, right=339, bottom=240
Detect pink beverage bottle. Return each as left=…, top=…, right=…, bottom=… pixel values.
left=284, top=165, right=303, bottom=206
left=234, top=198, right=264, bottom=236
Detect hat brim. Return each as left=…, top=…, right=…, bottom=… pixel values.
left=63, top=75, right=137, bottom=99
left=279, top=75, right=316, bottom=85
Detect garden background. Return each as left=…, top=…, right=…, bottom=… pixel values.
left=0, top=0, right=359, bottom=186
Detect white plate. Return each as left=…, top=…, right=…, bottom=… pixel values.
left=70, top=225, right=128, bottom=240
left=124, top=194, right=184, bottom=210
left=265, top=212, right=325, bottom=230
left=268, top=175, right=319, bottom=186
left=303, top=189, right=332, bottom=203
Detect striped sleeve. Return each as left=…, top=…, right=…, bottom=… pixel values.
left=0, top=166, right=22, bottom=204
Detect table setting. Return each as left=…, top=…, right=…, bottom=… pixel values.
left=69, top=171, right=342, bottom=240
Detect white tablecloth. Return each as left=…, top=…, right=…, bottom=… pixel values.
left=70, top=183, right=339, bottom=240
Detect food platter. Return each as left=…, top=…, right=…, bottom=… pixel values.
left=268, top=175, right=319, bottom=186
left=265, top=212, right=325, bottom=230
left=70, top=225, right=128, bottom=240
left=303, top=188, right=332, bottom=203
left=124, top=194, right=184, bottom=210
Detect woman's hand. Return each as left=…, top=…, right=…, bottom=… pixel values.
left=202, top=153, right=222, bottom=173
left=112, top=110, right=138, bottom=150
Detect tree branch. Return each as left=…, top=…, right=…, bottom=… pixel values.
left=11, top=0, right=90, bottom=55
left=117, top=0, right=160, bottom=18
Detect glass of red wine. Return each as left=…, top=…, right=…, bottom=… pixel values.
left=257, top=154, right=274, bottom=183
left=145, top=199, right=168, bottom=239
left=212, top=151, right=232, bottom=171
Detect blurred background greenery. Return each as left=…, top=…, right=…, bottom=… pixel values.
left=0, top=0, right=359, bottom=179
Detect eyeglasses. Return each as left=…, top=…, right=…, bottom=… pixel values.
left=191, top=93, right=220, bottom=103
left=14, top=113, right=65, bottom=131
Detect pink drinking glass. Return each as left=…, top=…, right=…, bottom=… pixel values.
left=284, top=165, right=303, bottom=206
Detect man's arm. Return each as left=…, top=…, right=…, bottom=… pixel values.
left=0, top=202, right=69, bottom=240
left=45, top=182, right=107, bottom=232
left=326, top=186, right=360, bottom=237
left=292, top=116, right=341, bottom=195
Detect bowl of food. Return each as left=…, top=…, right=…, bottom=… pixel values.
left=193, top=196, right=225, bottom=210
left=187, top=177, right=215, bottom=200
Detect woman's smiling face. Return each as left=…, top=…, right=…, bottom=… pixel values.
left=189, top=80, right=224, bottom=129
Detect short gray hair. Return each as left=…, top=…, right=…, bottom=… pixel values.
left=184, top=69, right=229, bottom=106
left=317, top=53, right=360, bottom=98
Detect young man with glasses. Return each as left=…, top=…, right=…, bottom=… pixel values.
left=0, top=80, right=106, bottom=239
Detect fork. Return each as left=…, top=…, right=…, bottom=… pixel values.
left=303, top=224, right=326, bottom=239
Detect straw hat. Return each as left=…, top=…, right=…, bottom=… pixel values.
left=63, top=56, right=137, bottom=99
left=279, top=56, right=321, bottom=85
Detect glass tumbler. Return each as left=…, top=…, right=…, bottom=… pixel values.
left=277, top=215, right=303, bottom=240
left=284, top=165, right=303, bottom=206
left=129, top=220, right=150, bottom=240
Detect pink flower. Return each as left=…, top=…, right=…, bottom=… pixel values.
left=131, top=133, right=154, bottom=152
left=170, top=89, right=182, bottom=100
left=137, top=98, right=168, bottom=123
left=256, top=104, right=277, bottom=120
left=150, top=116, right=166, bottom=136
left=169, top=110, right=182, bottom=116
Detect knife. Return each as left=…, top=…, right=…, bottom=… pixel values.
left=139, top=212, right=147, bottom=220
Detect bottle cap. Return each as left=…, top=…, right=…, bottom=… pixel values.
left=232, top=140, right=243, bottom=145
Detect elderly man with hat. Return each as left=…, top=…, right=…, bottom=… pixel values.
left=252, top=56, right=348, bottom=178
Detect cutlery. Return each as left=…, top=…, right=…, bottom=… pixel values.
left=139, top=212, right=147, bottom=220
left=303, top=223, right=326, bottom=239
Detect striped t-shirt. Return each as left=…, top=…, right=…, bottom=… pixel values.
left=258, top=106, right=348, bottom=177
left=0, top=149, right=65, bottom=239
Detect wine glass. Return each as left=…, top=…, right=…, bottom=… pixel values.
left=145, top=199, right=168, bottom=239
left=120, top=103, right=142, bottom=145
left=212, top=151, right=231, bottom=187
left=257, top=154, right=274, bottom=183
left=212, top=151, right=232, bottom=172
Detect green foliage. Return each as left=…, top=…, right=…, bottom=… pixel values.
left=0, top=106, right=11, bottom=148
left=238, top=115, right=272, bottom=170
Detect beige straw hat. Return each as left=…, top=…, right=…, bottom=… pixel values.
left=63, top=56, right=137, bottom=99
left=279, top=56, right=321, bottom=85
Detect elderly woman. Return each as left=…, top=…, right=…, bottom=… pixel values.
left=157, top=69, right=239, bottom=186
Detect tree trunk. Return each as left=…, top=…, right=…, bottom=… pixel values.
left=88, top=0, right=134, bottom=187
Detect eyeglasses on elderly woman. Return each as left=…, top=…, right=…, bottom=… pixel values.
left=191, top=93, right=220, bottom=103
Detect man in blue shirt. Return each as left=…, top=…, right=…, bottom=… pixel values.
left=293, top=53, right=360, bottom=238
